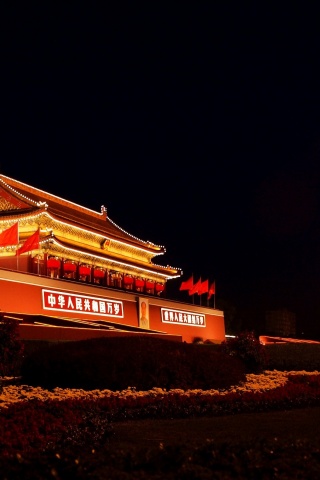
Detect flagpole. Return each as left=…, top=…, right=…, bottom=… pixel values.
left=191, top=274, right=198, bottom=305
left=192, top=272, right=194, bottom=304
left=191, top=272, right=194, bottom=304
left=207, top=280, right=215, bottom=308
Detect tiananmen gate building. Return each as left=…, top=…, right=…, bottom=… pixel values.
left=0, top=174, right=225, bottom=344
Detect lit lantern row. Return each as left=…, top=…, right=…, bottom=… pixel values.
left=46, top=256, right=165, bottom=295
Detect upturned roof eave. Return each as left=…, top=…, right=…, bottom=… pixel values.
left=45, top=208, right=166, bottom=255
left=43, top=235, right=181, bottom=280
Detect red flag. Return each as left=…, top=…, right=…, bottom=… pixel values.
left=189, top=278, right=201, bottom=295
left=198, top=279, right=209, bottom=295
left=179, top=275, right=193, bottom=291
left=16, top=228, right=40, bottom=256
left=0, top=222, right=19, bottom=247
left=208, top=281, right=216, bottom=300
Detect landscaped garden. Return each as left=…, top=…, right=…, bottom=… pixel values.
left=1, top=318, right=320, bottom=478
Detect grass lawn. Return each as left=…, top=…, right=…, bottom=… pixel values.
left=110, top=406, right=320, bottom=450
left=2, top=406, right=320, bottom=479
left=96, top=407, right=320, bottom=479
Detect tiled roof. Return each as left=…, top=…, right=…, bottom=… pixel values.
left=45, top=235, right=178, bottom=279
left=0, top=174, right=164, bottom=253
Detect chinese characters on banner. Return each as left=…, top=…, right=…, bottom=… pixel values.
left=42, top=289, right=124, bottom=317
left=161, top=308, right=206, bottom=327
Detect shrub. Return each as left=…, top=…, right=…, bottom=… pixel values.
left=221, top=330, right=268, bottom=373
left=20, top=335, right=247, bottom=391
left=0, top=315, right=24, bottom=377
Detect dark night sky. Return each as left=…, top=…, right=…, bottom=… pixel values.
left=2, top=4, right=320, bottom=337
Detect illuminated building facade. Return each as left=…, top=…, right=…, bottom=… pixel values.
left=0, top=174, right=225, bottom=343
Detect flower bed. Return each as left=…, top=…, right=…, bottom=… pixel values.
left=1, top=370, right=320, bottom=457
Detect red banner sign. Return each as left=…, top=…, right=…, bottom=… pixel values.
left=161, top=308, right=206, bottom=327
left=42, top=289, right=124, bottom=318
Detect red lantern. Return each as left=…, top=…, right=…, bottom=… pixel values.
left=64, top=262, right=77, bottom=273
left=47, top=258, right=61, bottom=269
left=79, top=265, right=91, bottom=276
left=93, top=268, right=105, bottom=279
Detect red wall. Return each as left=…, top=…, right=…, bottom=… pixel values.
left=0, top=269, right=225, bottom=343
left=19, top=324, right=182, bottom=342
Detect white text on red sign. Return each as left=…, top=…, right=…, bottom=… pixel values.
left=42, top=289, right=124, bottom=317
left=161, top=308, right=206, bottom=327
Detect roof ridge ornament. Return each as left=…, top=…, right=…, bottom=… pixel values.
left=101, top=205, right=107, bottom=219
